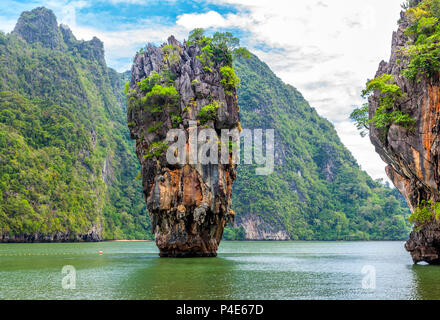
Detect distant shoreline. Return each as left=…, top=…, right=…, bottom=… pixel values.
left=108, top=240, right=152, bottom=242
left=0, top=239, right=408, bottom=244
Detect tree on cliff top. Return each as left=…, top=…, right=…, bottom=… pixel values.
left=187, top=28, right=250, bottom=66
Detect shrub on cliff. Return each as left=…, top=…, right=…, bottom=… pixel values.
left=199, top=100, right=221, bottom=124
left=187, top=28, right=250, bottom=68
left=350, top=74, right=416, bottom=139
left=220, top=66, right=241, bottom=95
left=400, top=0, right=440, bottom=81
left=129, top=73, right=180, bottom=114
left=161, top=44, right=181, bottom=66
left=409, top=200, right=440, bottom=227
left=145, top=84, right=179, bottom=104
left=144, top=141, right=169, bottom=159
left=138, top=72, right=161, bottom=94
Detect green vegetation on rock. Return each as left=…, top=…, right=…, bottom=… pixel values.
left=401, top=0, right=440, bottom=81
left=0, top=8, right=150, bottom=240
left=350, top=74, right=416, bottom=140
left=128, top=67, right=180, bottom=118
left=188, top=28, right=250, bottom=71
left=161, top=44, right=181, bottom=66
left=0, top=7, right=412, bottom=242
left=232, top=54, right=411, bottom=240
left=409, top=200, right=440, bottom=227
left=198, top=100, right=221, bottom=124
left=144, top=141, right=169, bottom=159
left=220, top=65, right=241, bottom=95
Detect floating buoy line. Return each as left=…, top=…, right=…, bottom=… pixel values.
left=0, top=251, right=104, bottom=257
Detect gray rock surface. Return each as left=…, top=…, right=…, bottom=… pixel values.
left=369, top=11, right=440, bottom=264
left=128, top=36, right=240, bottom=257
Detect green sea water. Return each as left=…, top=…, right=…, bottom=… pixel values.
left=0, top=241, right=438, bottom=300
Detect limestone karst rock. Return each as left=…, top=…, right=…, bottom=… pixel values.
left=0, top=7, right=148, bottom=242
left=13, top=7, right=64, bottom=50
left=127, top=36, right=240, bottom=257
left=369, top=11, right=440, bottom=264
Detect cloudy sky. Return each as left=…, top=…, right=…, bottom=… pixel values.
left=0, top=0, right=405, bottom=182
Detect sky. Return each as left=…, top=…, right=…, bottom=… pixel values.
left=0, top=0, right=405, bottom=183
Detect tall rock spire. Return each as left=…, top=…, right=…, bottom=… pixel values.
left=368, top=6, right=440, bottom=264
left=127, top=35, right=240, bottom=257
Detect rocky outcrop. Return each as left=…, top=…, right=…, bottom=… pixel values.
left=369, top=11, right=440, bottom=264
left=13, top=7, right=105, bottom=62
left=13, top=7, right=64, bottom=50
left=128, top=36, right=240, bottom=257
left=0, top=7, right=142, bottom=242
left=235, top=212, right=290, bottom=240
left=0, top=227, right=101, bottom=243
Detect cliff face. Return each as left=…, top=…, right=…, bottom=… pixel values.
left=231, top=54, right=410, bottom=241
left=235, top=212, right=290, bottom=240
left=1, top=7, right=411, bottom=243
left=0, top=7, right=149, bottom=242
left=369, top=12, right=440, bottom=264
left=128, top=36, right=240, bottom=257
left=13, top=7, right=64, bottom=50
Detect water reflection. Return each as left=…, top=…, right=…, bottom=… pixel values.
left=0, top=241, right=434, bottom=300
left=123, top=257, right=237, bottom=299
left=411, top=264, right=440, bottom=300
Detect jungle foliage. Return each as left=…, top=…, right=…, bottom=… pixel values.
left=0, top=8, right=411, bottom=241
left=350, top=74, right=416, bottom=140
left=402, top=0, right=440, bottom=81
left=0, top=25, right=150, bottom=239
left=232, top=54, right=411, bottom=240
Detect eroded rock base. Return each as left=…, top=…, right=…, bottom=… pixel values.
left=366, top=11, right=440, bottom=265
left=153, top=204, right=228, bottom=257
left=405, top=221, right=440, bottom=264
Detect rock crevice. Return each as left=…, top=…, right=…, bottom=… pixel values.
left=369, top=11, right=440, bottom=264
left=128, top=36, right=240, bottom=257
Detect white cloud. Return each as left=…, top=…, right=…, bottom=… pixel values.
left=0, top=0, right=184, bottom=70
left=178, top=10, right=230, bottom=28
left=177, top=0, right=404, bottom=182
left=101, top=0, right=177, bottom=4
left=56, top=0, right=90, bottom=27
left=177, top=10, right=251, bottom=29
left=0, top=19, right=16, bottom=33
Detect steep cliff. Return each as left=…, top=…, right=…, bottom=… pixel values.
left=127, top=34, right=240, bottom=256
left=364, top=0, right=440, bottom=263
left=0, top=7, right=411, bottom=243
left=231, top=54, right=411, bottom=241
left=0, top=7, right=149, bottom=241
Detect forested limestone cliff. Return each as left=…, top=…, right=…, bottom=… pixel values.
left=127, top=32, right=242, bottom=256
left=0, top=7, right=148, bottom=241
left=354, top=0, right=440, bottom=263
left=0, top=7, right=412, bottom=243
left=232, top=54, right=411, bottom=241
